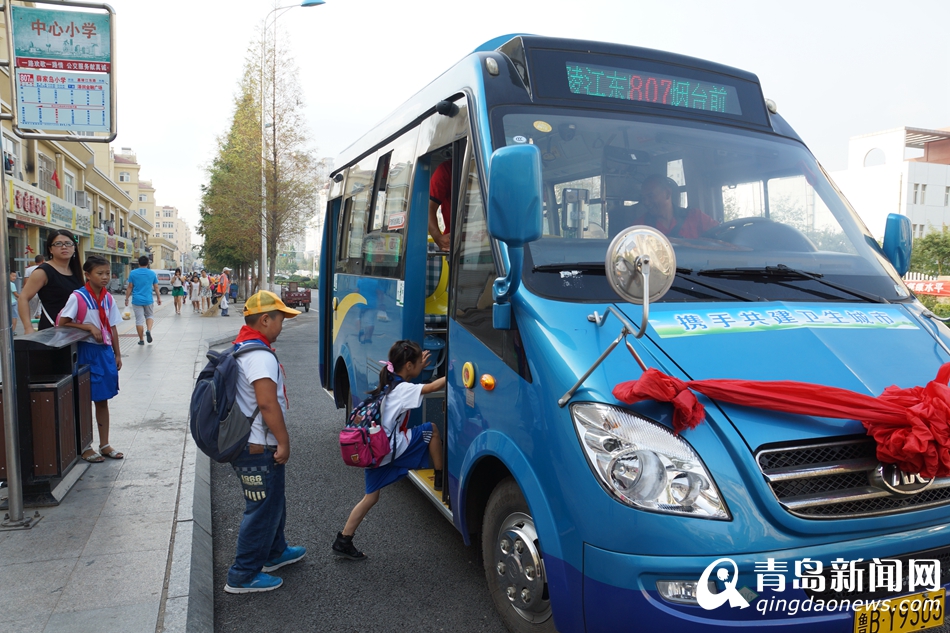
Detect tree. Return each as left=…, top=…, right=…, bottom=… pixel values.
left=199, top=29, right=318, bottom=292
left=261, top=27, right=318, bottom=286
left=198, top=59, right=262, bottom=292
left=910, top=227, right=950, bottom=276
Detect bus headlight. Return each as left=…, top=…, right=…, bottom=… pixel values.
left=571, top=403, right=729, bottom=520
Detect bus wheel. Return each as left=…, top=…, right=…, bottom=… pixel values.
left=482, top=478, right=554, bottom=632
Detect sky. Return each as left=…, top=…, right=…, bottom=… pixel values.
left=102, top=0, right=950, bottom=239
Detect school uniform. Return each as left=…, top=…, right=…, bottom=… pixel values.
left=58, top=287, right=121, bottom=402
left=364, top=381, right=435, bottom=494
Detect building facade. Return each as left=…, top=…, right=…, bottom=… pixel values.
left=151, top=205, right=191, bottom=270
left=830, top=127, right=950, bottom=241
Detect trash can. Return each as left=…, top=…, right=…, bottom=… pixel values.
left=3, top=327, right=95, bottom=506
left=28, top=375, right=76, bottom=477
left=74, top=365, right=93, bottom=457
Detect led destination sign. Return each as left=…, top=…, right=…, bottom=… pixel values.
left=565, top=61, right=742, bottom=115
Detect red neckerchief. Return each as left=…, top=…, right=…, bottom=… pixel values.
left=85, top=282, right=111, bottom=344
left=233, top=325, right=288, bottom=407
left=234, top=325, right=274, bottom=349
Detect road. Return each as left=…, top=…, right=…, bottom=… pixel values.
left=210, top=309, right=507, bottom=633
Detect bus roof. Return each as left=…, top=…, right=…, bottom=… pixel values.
left=332, top=35, right=774, bottom=178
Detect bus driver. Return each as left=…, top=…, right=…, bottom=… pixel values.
left=630, top=174, right=718, bottom=239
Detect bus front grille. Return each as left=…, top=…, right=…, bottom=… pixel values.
left=756, top=438, right=950, bottom=519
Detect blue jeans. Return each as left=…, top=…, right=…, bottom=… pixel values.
left=227, top=446, right=287, bottom=585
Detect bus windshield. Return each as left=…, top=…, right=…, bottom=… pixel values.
left=496, top=109, right=908, bottom=304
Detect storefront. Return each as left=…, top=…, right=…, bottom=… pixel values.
left=7, top=178, right=93, bottom=276
left=86, top=229, right=134, bottom=283
left=8, top=180, right=50, bottom=275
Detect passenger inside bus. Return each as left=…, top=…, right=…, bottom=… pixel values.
left=428, top=159, right=452, bottom=252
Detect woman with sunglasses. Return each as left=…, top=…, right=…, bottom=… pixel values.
left=18, top=229, right=83, bottom=334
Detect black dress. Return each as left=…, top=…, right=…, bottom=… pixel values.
left=36, top=262, right=82, bottom=330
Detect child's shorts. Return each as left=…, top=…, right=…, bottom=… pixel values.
left=364, top=422, right=434, bottom=494
left=77, top=341, right=118, bottom=402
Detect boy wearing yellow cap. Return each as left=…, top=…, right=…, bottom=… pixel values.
left=225, top=291, right=305, bottom=594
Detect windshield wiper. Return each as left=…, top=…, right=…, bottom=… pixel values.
left=698, top=265, right=890, bottom=304
left=674, top=268, right=762, bottom=302
left=532, top=262, right=605, bottom=274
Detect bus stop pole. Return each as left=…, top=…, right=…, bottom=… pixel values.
left=0, top=163, right=27, bottom=527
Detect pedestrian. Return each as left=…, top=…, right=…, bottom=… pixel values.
left=18, top=230, right=83, bottom=334
left=189, top=273, right=201, bottom=312
left=171, top=267, right=186, bottom=315
left=24, top=253, right=44, bottom=320
left=332, top=339, right=445, bottom=560
left=9, top=271, right=18, bottom=335
left=125, top=255, right=162, bottom=345
left=57, top=255, right=124, bottom=463
left=224, top=290, right=305, bottom=594
left=200, top=270, right=212, bottom=312
left=219, top=267, right=232, bottom=316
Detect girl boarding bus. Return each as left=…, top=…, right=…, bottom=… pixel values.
left=319, top=35, right=949, bottom=633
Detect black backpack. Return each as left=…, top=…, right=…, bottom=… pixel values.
left=190, top=341, right=276, bottom=463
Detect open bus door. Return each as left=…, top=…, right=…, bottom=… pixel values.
left=319, top=196, right=342, bottom=392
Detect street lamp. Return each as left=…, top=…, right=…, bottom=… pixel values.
left=259, top=0, right=324, bottom=293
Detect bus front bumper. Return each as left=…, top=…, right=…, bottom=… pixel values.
left=581, top=533, right=950, bottom=633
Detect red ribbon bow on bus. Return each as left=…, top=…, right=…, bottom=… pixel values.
left=612, top=364, right=950, bottom=479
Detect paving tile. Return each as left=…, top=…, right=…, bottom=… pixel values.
left=2, top=614, right=48, bottom=633
left=52, top=549, right=167, bottom=614
left=113, top=458, right=183, bottom=484
left=0, top=517, right=96, bottom=564
left=0, top=558, right=76, bottom=620
left=44, top=600, right=159, bottom=633
left=82, top=511, right=174, bottom=556
left=70, top=463, right=123, bottom=490
left=39, top=486, right=111, bottom=523
left=99, top=480, right=180, bottom=517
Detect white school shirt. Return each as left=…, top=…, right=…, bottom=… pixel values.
left=235, top=345, right=287, bottom=446
left=59, top=287, right=123, bottom=345
left=376, top=381, right=425, bottom=466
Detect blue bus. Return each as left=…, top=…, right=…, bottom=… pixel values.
left=318, top=35, right=949, bottom=633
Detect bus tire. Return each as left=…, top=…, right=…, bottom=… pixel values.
left=482, top=478, right=555, bottom=633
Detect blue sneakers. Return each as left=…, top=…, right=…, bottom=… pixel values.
left=261, top=545, right=306, bottom=572
left=224, top=572, right=283, bottom=594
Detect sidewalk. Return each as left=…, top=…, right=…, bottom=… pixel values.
left=0, top=297, right=240, bottom=633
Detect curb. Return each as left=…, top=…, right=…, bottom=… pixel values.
left=161, top=340, right=232, bottom=633
left=205, top=332, right=241, bottom=348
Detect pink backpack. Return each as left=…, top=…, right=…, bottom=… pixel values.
left=339, top=424, right=392, bottom=468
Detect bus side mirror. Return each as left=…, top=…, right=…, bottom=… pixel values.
left=882, top=213, right=912, bottom=276
left=487, top=145, right=543, bottom=329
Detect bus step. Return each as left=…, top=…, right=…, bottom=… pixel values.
left=408, top=469, right=452, bottom=521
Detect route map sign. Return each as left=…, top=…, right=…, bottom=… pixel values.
left=6, top=3, right=114, bottom=137
left=15, top=70, right=108, bottom=131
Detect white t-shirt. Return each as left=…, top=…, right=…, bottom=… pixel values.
left=59, top=287, right=122, bottom=345
left=376, top=381, right=424, bottom=466
left=24, top=264, right=39, bottom=279
left=235, top=346, right=287, bottom=445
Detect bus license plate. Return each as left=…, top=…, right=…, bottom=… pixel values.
left=853, top=590, right=945, bottom=633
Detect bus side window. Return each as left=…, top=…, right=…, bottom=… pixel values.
left=722, top=180, right=765, bottom=222
left=361, top=131, right=418, bottom=279
left=336, top=157, right=376, bottom=275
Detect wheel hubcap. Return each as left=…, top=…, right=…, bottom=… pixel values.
left=493, top=511, right=552, bottom=623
